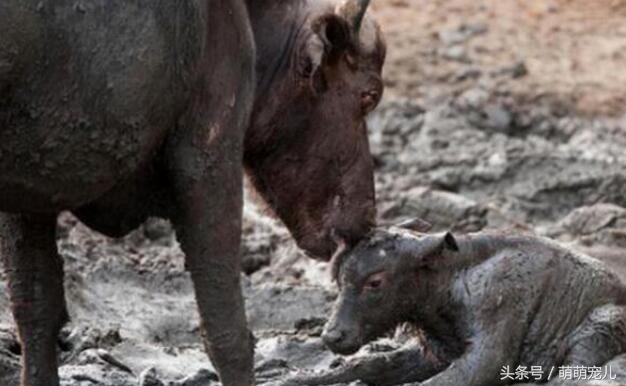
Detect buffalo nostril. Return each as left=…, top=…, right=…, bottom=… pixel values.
left=322, top=329, right=344, bottom=345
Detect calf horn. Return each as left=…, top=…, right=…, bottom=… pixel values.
left=338, top=0, right=371, bottom=33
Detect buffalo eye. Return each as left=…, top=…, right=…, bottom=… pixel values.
left=361, top=90, right=380, bottom=113
left=363, top=271, right=387, bottom=292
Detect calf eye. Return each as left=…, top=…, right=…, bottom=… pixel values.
left=363, top=271, right=387, bottom=292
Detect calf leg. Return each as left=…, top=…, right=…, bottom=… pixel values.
left=563, top=304, right=626, bottom=367
left=0, top=213, right=67, bottom=386
left=279, top=343, right=450, bottom=386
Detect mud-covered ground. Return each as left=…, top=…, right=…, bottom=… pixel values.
left=2, top=1, right=626, bottom=385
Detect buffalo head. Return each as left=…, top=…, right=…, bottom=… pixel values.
left=323, top=228, right=459, bottom=355
left=245, top=0, right=386, bottom=260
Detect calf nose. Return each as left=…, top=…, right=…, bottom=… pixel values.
left=322, top=329, right=344, bottom=346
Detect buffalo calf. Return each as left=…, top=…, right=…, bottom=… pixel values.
left=280, top=226, right=626, bottom=386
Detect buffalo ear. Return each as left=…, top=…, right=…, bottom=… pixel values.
left=315, top=14, right=352, bottom=54
left=395, top=218, right=433, bottom=233
left=301, top=15, right=351, bottom=81
left=311, top=14, right=352, bottom=60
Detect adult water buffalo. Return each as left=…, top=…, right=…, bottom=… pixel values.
left=0, top=0, right=386, bottom=385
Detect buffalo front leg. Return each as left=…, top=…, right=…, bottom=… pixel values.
left=169, top=135, right=253, bottom=386
left=166, top=44, right=255, bottom=386
left=167, top=3, right=255, bottom=383
left=0, top=213, right=67, bottom=386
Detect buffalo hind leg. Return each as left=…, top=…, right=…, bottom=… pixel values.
left=0, top=213, right=67, bottom=386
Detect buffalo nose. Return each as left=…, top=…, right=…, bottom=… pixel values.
left=322, top=329, right=344, bottom=345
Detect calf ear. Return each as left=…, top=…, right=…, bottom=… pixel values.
left=442, top=232, right=459, bottom=252
left=412, top=232, right=459, bottom=270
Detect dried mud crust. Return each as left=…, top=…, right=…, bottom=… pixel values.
left=371, top=0, right=626, bottom=116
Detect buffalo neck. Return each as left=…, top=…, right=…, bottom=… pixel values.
left=246, top=0, right=307, bottom=100
left=407, top=277, right=467, bottom=356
